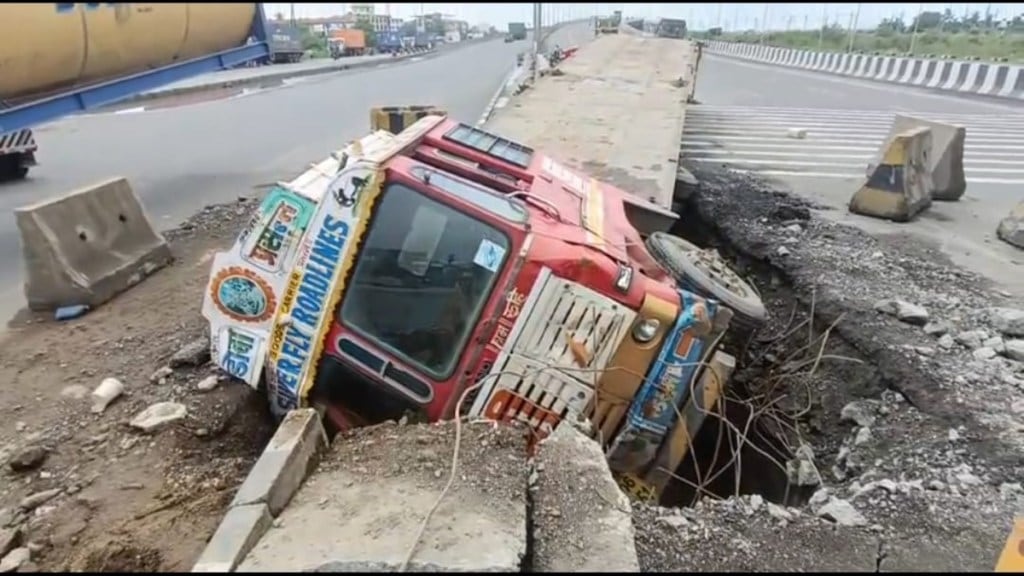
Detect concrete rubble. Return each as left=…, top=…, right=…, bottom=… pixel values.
left=996, top=200, right=1024, bottom=249
left=531, top=422, right=639, bottom=573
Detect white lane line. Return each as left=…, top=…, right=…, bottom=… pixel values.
left=112, top=106, right=147, bottom=115
left=680, top=134, right=1024, bottom=147
left=687, top=157, right=1024, bottom=174
left=723, top=168, right=1024, bottom=185
left=682, top=148, right=1024, bottom=162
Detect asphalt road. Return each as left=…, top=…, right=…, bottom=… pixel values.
left=690, top=54, right=1024, bottom=299
left=0, top=23, right=594, bottom=321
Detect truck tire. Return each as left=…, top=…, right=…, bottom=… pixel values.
left=645, top=232, right=767, bottom=332
left=0, top=156, right=29, bottom=182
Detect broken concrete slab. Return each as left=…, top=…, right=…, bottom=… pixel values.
left=191, top=503, right=273, bottom=573
left=532, top=422, right=640, bottom=573
left=16, top=177, right=173, bottom=311
left=486, top=34, right=700, bottom=231
left=996, top=200, right=1024, bottom=250
left=229, top=408, right=327, bottom=516
left=237, top=420, right=530, bottom=572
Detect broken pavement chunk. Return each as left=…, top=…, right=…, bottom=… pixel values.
left=90, top=377, right=124, bottom=414
left=7, top=447, right=48, bottom=473
left=996, top=200, right=1024, bottom=250
left=989, top=307, right=1024, bottom=338
left=873, top=299, right=929, bottom=326
left=0, top=547, right=29, bottom=573
left=170, top=338, right=211, bottom=368
left=18, top=490, right=60, bottom=512
left=816, top=497, right=867, bottom=527
left=129, top=402, right=187, bottom=433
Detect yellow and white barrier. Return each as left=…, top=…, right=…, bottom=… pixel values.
left=849, top=126, right=934, bottom=222
left=369, top=105, right=446, bottom=134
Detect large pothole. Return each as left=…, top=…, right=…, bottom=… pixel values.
left=651, top=186, right=886, bottom=510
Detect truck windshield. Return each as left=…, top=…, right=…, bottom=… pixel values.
left=339, top=181, right=510, bottom=379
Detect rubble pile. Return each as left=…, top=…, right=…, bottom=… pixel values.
left=656, top=164, right=1024, bottom=572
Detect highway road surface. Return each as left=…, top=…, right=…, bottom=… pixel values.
left=0, top=24, right=594, bottom=323
left=689, top=53, right=1024, bottom=299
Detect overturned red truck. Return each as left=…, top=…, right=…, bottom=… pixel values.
left=201, top=109, right=766, bottom=502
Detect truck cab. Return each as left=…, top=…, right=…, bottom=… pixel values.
left=202, top=111, right=765, bottom=502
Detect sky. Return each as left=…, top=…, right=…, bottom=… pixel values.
left=263, top=3, right=1024, bottom=31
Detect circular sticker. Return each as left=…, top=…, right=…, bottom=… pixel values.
left=210, top=266, right=277, bottom=323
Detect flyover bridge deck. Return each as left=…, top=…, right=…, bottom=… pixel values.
left=485, top=33, right=696, bottom=211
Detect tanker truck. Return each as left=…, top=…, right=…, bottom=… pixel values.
left=0, top=2, right=273, bottom=181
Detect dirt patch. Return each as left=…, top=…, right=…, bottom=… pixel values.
left=633, top=164, right=1024, bottom=571
left=0, top=195, right=275, bottom=571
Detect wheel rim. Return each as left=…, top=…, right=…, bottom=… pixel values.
left=673, top=239, right=752, bottom=300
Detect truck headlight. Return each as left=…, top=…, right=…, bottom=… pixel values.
left=632, top=318, right=661, bottom=343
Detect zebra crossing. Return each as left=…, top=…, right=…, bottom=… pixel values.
left=681, top=105, right=1024, bottom=185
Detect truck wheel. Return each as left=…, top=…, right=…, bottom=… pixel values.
left=0, top=156, right=29, bottom=181
left=645, top=232, right=767, bottom=332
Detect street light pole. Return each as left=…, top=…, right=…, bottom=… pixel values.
left=531, top=3, right=541, bottom=84
left=818, top=4, right=827, bottom=50
left=760, top=4, right=770, bottom=44
left=909, top=3, right=923, bottom=54
left=846, top=3, right=861, bottom=53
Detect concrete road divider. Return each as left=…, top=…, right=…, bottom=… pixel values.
left=16, top=177, right=173, bottom=311
left=849, top=126, right=934, bottom=222
left=370, top=105, right=446, bottom=134
left=886, top=115, right=966, bottom=201
left=193, top=409, right=327, bottom=572
left=997, top=200, right=1024, bottom=250
left=704, top=41, right=1024, bottom=102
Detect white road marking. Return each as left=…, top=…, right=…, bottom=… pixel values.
left=112, top=106, right=147, bottom=115
left=682, top=105, right=1024, bottom=185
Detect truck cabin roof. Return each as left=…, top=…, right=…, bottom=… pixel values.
left=394, top=117, right=674, bottom=301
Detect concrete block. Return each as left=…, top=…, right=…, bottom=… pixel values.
left=888, top=115, right=966, bottom=201
left=15, top=177, right=172, bottom=311
left=369, top=105, right=446, bottom=134
left=532, top=423, right=640, bottom=573
left=786, top=127, right=808, bottom=139
left=237, top=420, right=529, bottom=572
left=997, top=200, right=1024, bottom=250
left=849, top=126, right=933, bottom=222
left=191, top=503, right=273, bottom=572
left=230, top=408, right=327, bottom=516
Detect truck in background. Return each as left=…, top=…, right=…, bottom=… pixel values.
left=377, top=31, right=403, bottom=55
left=655, top=18, right=688, bottom=39
left=0, top=3, right=271, bottom=181
left=329, top=28, right=368, bottom=59
left=506, top=22, right=527, bottom=42
left=267, top=21, right=305, bottom=64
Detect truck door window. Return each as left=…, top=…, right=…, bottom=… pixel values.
left=340, top=182, right=510, bottom=379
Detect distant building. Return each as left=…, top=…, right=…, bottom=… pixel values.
left=298, top=9, right=402, bottom=36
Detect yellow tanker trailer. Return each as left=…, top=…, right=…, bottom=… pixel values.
left=0, top=2, right=272, bottom=180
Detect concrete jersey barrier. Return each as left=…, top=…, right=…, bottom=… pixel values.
left=705, top=40, right=1024, bottom=101
left=15, top=176, right=172, bottom=311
